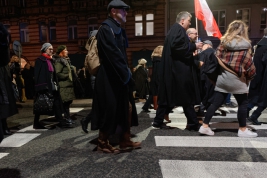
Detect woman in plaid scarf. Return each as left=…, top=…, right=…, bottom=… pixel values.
left=199, top=20, right=258, bottom=138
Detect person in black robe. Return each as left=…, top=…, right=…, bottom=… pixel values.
left=151, top=11, right=203, bottom=130
left=247, top=28, right=267, bottom=125
left=133, top=58, right=149, bottom=100
left=197, top=40, right=216, bottom=116
left=90, top=0, right=140, bottom=153
left=0, top=22, right=18, bottom=141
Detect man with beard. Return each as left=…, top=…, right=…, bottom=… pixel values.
left=90, top=0, right=140, bottom=153
left=151, top=11, right=203, bottom=130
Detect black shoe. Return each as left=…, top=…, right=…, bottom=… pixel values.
left=33, top=124, right=46, bottom=129
left=152, top=122, right=172, bottom=129
left=80, top=118, right=89, bottom=133
left=142, top=107, right=150, bottom=112
left=58, top=120, right=73, bottom=128
left=247, top=117, right=261, bottom=125
left=185, top=123, right=202, bottom=131
left=222, top=102, right=237, bottom=108
left=3, top=130, right=12, bottom=135
left=65, top=118, right=75, bottom=124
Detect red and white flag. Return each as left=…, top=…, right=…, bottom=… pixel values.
left=194, top=0, right=222, bottom=39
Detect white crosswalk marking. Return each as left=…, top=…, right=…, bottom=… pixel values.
left=0, top=153, right=9, bottom=159
left=155, top=136, right=267, bottom=148
left=134, top=102, right=267, bottom=178
left=0, top=133, right=40, bottom=147
left=159, top=160, right=267, bottom=178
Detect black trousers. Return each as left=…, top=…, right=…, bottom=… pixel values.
left=154, top=104, right=199, bottom=126
left=204, top=91, right=247, bottom=127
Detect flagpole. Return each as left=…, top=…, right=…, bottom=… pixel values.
left=196, top=17, right=199, bottom=40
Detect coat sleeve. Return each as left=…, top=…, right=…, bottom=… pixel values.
left=169, top=26, right=196, bottom=57
left=55, top=62, right=68, bottom=80
left=97, top=25, right=131, bottom=85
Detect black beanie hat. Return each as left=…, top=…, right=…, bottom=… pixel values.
left=56, top=45, right=66, bottom=54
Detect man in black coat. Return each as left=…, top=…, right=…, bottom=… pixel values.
left=152, top=11, right=203, bottom=130
left=0, top=23, right=18, bottom=142
left=90, top=0, right=140, bottom=153
left=247, top=28, right=267, bottom=125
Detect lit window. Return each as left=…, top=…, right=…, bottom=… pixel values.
left=212, top=10, right=226, bottom=32
left=146, top=14, right=154, bottom=35
left=260, top=7, right=267, bottom=29
left=20, top=22, right=29, bottom=43
left=135, top=14, right=143, bottom=36
left=88, top=18, right=98, bottom=37
left=49, top=21, right=56, bottom=41
left=39, top=21, right=47, bottom=42
left=68, top=20, right=77, bottom=40
left=236, top=8, right=250, bottom=27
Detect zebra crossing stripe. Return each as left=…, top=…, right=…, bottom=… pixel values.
left=0, top=153, right=9, bottom=159
left=0, top=133, right=40, bottom=147
left=159, top=160, right=267, bottom=178
left=155, top=136, right=267, bottom=148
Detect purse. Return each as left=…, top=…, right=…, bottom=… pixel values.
left=33, top=92, right=54, bottom=115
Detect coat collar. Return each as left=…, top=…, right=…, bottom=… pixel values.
left=102, top=17, right=121, bottom=34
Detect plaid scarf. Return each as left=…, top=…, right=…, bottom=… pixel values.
left=216, top=44, right=256, bottom=81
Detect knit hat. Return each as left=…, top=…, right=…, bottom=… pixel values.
left=203, top=40, right=213, bottom=47
left=56, top=45, right=66, bottom=54
left=41, top=43, right=52, bottom=52
left=107, top=0, right=130, bottom=12
left=138, top=58, right=147, bottom=65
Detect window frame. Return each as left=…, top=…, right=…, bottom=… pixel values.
left=49, top=21, right=56, bottom=41
left=68, top=20, right=77, bottom=40
left=260, top=7, right=267, bottom=29
left=236, top=8, right=250, bottom=27
left=135, top=14, right=143, bottom=36
left=20, top=22, right=29, bottom=43
left=146, top=13, right=154, bottom=36
left=88, top=17, right=98, bottom=37
left=39, top=21, right=47, bottom=42
left=212, top=10, right=226, bottom=33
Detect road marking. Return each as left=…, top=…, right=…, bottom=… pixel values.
left=0, top=133, right=40, bottom=147
left=155, top=136, right=267, bottom=148
left=159, top=160, right=267, bottom=178
left=0, top=153, right=9, bottom=159
left=17, top=125, right=48, bottom=132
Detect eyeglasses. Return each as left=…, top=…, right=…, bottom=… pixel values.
left=48, top=48, right=53, bottom=51
left=190, top=33, right=198, bottom=35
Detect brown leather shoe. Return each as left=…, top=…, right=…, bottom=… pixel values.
left=97, top=139, right=120, bottom=154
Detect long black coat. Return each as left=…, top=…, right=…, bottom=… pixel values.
left=91, top=17, right=133, bottom=134
left=133, top=66, right=149, bottom=99
left=158, top=23, right=201, bottom=106
left=248, top=38, right=267, bottom=104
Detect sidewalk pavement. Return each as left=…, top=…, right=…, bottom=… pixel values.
left=16, top=99, right=93, bottom=108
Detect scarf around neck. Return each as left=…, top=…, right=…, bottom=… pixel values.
left=42, top=53, right=54, bottom=72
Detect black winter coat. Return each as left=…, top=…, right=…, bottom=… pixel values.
left=158, top=23, right=201, bottom=106
left=91, top=17, right=136, bottom=134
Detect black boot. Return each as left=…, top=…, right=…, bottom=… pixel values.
left=33, top=115, right=46, bottom=129
left=80, top=118, right=89, bottom=133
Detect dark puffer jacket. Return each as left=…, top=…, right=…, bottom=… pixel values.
left=53, top=55, right=75, bottom=103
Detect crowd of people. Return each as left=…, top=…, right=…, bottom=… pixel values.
left=1, top=0, right=266, bottom=154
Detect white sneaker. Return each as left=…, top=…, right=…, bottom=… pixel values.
left=199, top=126, right=214, bottom=136
left=238, top=128, right=258, bottom=138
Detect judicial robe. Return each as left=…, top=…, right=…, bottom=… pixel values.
left=248, top=37, right=267, bottom=104
left=158, top=23, right=201, bottom=106
left=91, top=17, right=132, bottom=134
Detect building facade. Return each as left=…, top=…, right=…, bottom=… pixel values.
left=1, top=0, right=267, bottom=68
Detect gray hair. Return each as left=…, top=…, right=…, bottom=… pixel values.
left=264, top=28, right=267, bottom=36
left=176, top=11, right=192, bottom=23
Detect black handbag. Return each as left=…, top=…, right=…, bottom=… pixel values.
left=33, top=92, right=54, bottom=115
